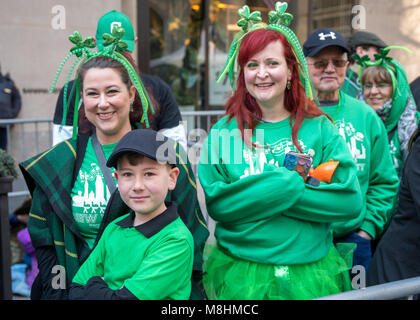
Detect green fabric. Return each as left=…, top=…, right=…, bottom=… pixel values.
left=342, top=67, right=361, bottom=98
left=203, top=242, right=354, bottom=300
left=389, top=131, right=403, bottom=175
left=384, top=59, right=411, bottom=134
left=73, top=214, right=194, bottom=300
left=20, top=135, right=209, bottom=296
left=198, top=115, right=362, bottom=265
left=71, top=138, right=117, bottom=249
left=320, top=93, right=400, bottom=239
left=20, top=139, right=88, bottom=289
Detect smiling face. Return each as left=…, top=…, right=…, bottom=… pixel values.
left=115, top=154, right=179, bottom=225
left=243, top=41, right=292, bottom=120
left=362, top=70, right=393, bottom=110
left=82, top=67, right=135, bottom=144
left=307, top=46, right=348, bottom=101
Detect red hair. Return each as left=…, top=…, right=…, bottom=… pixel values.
left=225, top=29, right=330, bottom=152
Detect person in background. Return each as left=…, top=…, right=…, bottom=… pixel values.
left=0, top=63, right=21, bottom=150
left=357, top=47, right=419, bottom=176
left=199, top=4, right=363, bottom=300
left=342, top=31, right=387, bottom=98
left=52, top=10, right=187, bottom=150
left=367, top=125, right=420, bottom=295
left=303, top=28, right=399, bottom=273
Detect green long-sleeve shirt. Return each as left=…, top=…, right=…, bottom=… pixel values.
left=320, top=93, right=400, bottom=239
left=198, top=114, right=363, bottom=265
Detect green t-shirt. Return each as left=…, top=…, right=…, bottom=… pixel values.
left=198, top=114, right=363, bottom=265
left=72, top=204, right=194, bottom=300
left=319, top=93, right=400, bottom=239
left=71, top=137, right=118, bottom=248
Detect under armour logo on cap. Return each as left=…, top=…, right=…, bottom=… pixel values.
left=318, top=32, right=336, bottom=41
left=303, top=28, right=349, bottom=57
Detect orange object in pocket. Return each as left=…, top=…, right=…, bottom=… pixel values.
left=309, top=159, right=340, bottom=183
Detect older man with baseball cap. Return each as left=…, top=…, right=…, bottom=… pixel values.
left=304, top=28, right=399, bottom=275
left=52, top=10, right=187, bottom=150
left=343, top=31, right=388, bottom=97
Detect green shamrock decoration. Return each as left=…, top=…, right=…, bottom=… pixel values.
left=102, top=25, right=128, bottom=53
left=352, top=53, right=371, bottom=67
left=237, top=5, right=262, bottom=31
left=268, top=2, right=293, bottom=26
left=373, top=48, right=392, bottom=64
left=68, top=31, right=95, bottom=57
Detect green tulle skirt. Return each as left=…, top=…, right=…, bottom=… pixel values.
left=203, top=242, right=355, bottom=300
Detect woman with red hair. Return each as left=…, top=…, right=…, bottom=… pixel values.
left=198, top=4, right=362, bottom=300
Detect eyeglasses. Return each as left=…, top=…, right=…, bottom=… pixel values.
left=363, top=83, right=392, bottom=91
left=307, top=59, right=347, bottom=70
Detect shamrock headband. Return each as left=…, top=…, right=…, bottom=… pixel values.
left=50, top=25, right=155, bottom=140
left=217, top=2, right=315, bottom=102
left=353, top=46, right=413, bottom=99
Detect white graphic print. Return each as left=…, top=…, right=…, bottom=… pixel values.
left=72, top=163, right=113, bottom=226
left=335, top=120, right=366, bottom=172
left=240, top=138, right=315, bottom=179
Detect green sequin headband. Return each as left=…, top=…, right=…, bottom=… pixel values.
left=50, top=26, right=155, bottom=140
left=217, top=2, right=315, bottom=102
left=353, top=46, right=413, bottom=99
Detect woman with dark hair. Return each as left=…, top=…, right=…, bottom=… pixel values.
left=20, top=31, right=208, bottom=300
left=198, top=4, right=362, bottom=300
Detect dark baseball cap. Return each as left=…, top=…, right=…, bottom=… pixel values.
left=347, top=31, right=387, bottom=49
left=107, top=129, right=177, bottom=169
left=303, top=28, right=350, bottom=57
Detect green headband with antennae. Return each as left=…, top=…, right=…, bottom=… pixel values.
left=50, top=25, right=155, bottom=140
left=217, top=2, right=315, bottom=102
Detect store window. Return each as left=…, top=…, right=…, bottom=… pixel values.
left=309, top=0, right=358, bottom=38
left=149, top=0, right=205, bottom=108
left=148, top=0, right=280, bottom=110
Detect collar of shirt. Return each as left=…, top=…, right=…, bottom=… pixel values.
left=116, top=202, right=179, bottom=238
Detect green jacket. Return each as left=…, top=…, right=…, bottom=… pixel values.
left=20, top=133, right=209, bottom=299
left=320, top=93, right=400, bottom=239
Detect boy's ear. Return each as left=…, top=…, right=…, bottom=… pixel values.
left=168, top=167, right=180, bottom=191
left=114, top=170, right=119, bottom=182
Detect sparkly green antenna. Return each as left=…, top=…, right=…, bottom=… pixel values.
left=50, top=26, right=155, bottom=140
left=217, top=2, right=315, bottom=102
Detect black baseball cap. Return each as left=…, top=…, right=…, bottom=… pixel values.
left=303, top=28, right=350, bottom=57
left=347, top=31, right=387, bottom=49
left=107, top=129, right=177, bottom=169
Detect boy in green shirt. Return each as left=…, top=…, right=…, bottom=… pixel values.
left=69, top=129, right=194, bottom=300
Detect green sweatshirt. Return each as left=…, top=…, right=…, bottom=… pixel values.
left=198, top=115, right=363, bottom=265
left=321, top=93, right=400, bottom=239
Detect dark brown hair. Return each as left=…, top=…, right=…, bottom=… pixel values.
left=77, top=51, right=160, bottom=134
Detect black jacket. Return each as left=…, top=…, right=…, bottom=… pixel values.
left=0, top=72, right=21, bottom=121
left=367, top=127, right=420, bottom=286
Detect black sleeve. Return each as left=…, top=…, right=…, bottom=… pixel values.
left=34, top=246, right=69, bottom=300
left=142, top=74, right=182, bottom=130
left=69, top=277, right=137, bottom=300
left=53, top=80, right=75, bottom=126
left=10, top=81, right=21, bottom=118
